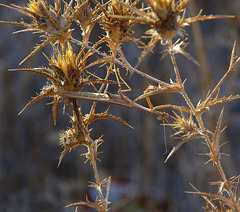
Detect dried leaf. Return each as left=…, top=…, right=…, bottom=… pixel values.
left=58, top=141, right=80, bottom=167
left=84, top=108, right=133, bottom=129
left=197, top=94, right=240, bottom=114
left=212, top=108, right=224, bottom=156
left=18, top=90, right=57, bottom=115
left=186, top=191, right=236, bottom=210
left=134, top=81, right=182, bottom=101
left=165, top=133, right=202, bottom=162
left=66, top=198, right=105, bottom=211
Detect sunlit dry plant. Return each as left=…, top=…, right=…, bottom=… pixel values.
left=140, top=0, right=232, bottom=64
left=168, top=110, right=198, bottom=138
left=0, top=0, right=78, bottom=64
left=100, top=0, right=141, bottom=53
left=59, top=112, right=87, bottom=167
left=161, top=38, right=199, bottom=65
left=164, top=110, right=203, bottom=162
left=188, top=175, right=240, bottom=212
left=66, top=175, right=111, bottom=211
left=10, top=42, right=115, bottom=125
left=58, top=107, right=113, bottom=210
left=2, top=0, right=240, bottom=212
left=196, top=43, right=240, bottom=115
left=114, top=0, right=232, bottom=66
left=93, top=0, right=146, bottom=93
left=165, top=43, right=240, bottom=211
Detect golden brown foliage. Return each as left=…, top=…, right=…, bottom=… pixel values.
left=1, top=0, right=240, bottom=211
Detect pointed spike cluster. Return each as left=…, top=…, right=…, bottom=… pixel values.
left=203, top=108, right=230, bottom=165
left=164, top=110, right=203, bottom=161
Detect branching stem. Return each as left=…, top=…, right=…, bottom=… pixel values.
left=70, top=36, right=171, bottom=87
left=71, top=99, right=108, bottom=210
left=169, top=40, right=240, bottom=212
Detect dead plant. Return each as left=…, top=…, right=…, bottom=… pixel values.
left=1, top=0, right=240, bottom=211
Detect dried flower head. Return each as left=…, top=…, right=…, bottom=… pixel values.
left=46, top=43, right=94, bottom=92
left=169, top=110, right=198, bottom=138
left=11, top=42, right=113, bottom=124
left=100, top=0, right=141, bottom=53
left=164, top=110, right=203, bottom=162
left=58, top=111, right=89, bottom=167
left=145, top=0, right=185, bottom=43
left=0, top=0, right=76, bottom=64
left=144, top=0, right=231, bottom=43
left=115, top=0, right=233, bottom=66
left=59, top=128, right=79, bottom=149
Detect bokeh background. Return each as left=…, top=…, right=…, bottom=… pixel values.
left=1, top=0, right=240, bottom=211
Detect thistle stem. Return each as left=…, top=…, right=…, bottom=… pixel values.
left=168, top=40, right=240, bottom=212
left=88, top=143, right=108, bottom=210
left=71, top=98, right=108, bottom=210
left=70, top=36, right=171, bottom=87
left=168, top=40, right=197, bottom=114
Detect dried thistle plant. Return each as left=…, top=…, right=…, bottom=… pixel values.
left=112, top=0, right=232, bottom=66
left=0, top=0, right=77, bottom=64
left=1, top=0, right=240, bottom=212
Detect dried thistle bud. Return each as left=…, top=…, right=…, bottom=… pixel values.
left=144, top=0, right=228, bottom=43
left=23, top=0, right=74, bottom=40
left=169, top=110, right=199, bottom=139
left=101, top=0, right=138, bottom=46
left=114, top=0, right=233, bottom=66
left=46, top=42, right=95, bottom=92
left=0, top=0, right=75, bottom=64
left=145, top=0, right=180, bottom=43
left=59, top=128, right=78, bottom=148
left=58, top=127, right=82, bottom=167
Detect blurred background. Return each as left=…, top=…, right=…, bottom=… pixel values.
left=1, top=0, right=240, bottom=211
